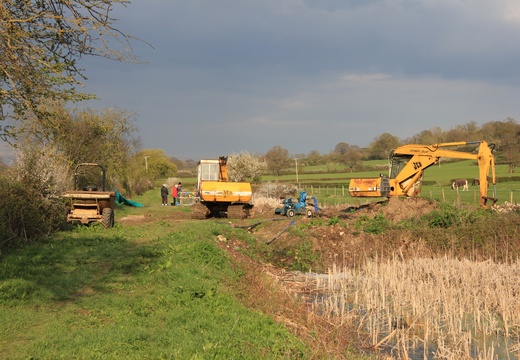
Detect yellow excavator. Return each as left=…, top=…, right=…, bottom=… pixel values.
left=191, top=156, right=254, bottom=219
left=348, top=140, right=498, bottom=208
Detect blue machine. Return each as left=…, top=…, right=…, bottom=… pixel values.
left=274, top=191, right=318, bottom=218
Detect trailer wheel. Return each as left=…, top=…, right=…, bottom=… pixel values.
left=102, top=208, right=114, bottom=228
left=306, top=209, right=313, bottom=218
left=287, top=209, right=295, bottom=218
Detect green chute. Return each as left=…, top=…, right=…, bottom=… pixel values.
left=115, top=191, right=144, bottom=207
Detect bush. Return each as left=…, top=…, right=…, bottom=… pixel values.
left=354, top=213, right=390, bottom=234
left=422, top=203, right=474, bottom=228
left=0, top=176, right=66, bottom=250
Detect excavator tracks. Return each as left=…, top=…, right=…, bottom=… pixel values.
left=228, top=204, right=254, bottom=219
left=190, top=203, right=209, bottom=219
left=227, top=205, right=245, bottom=219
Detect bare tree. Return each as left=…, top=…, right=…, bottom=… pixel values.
left=264, top=146, right=290, bottom=178
left=0, top=0, right=139, bottom=138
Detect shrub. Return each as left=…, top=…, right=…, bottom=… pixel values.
left=0, top=176, right=66, bottom=250
left=354, top=213, right=390, bottom=234
left=424, top=203, right=470, bottom=228
left=289, top=240, right=318, bottom=272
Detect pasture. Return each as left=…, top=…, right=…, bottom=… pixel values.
left=178, top=159, right=519, bottom=208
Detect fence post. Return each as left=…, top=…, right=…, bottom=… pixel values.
left=455, top=187, right=460, bottom=207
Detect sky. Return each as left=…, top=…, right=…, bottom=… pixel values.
left=56, top=0, right=520, bottom=160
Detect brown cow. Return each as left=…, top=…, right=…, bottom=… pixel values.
left=451, top=179, right=468, bottom=191
left=472, top=177, right=491, bottom=186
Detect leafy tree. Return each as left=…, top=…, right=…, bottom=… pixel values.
left=135, top=149, right=177, bottom=181
left=407, top=127, right=445, bottom=144
left=15, top=104, right=141, bottom=189
left=344, top=145, right=363, bottom=172
left=444, top=121, right=481, bottom=142
left=227, top=152, right=267, bottom=182
left=170, top=157, right=188, bottom=170
left=0, top=0, right=137, bottom=138
left=481, top=118, right=520, bottom=173
left=367, top=133, right=400, bottom=160
left=305, top=150, right=323, bottom=166
left=264, top=146, right=290, bottom=178
left=332, top=142, right=363, bottom=172
left=334, top=142, right=350, bottom=155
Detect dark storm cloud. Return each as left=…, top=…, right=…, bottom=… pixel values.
left=81, top=0, right=520, bottom=159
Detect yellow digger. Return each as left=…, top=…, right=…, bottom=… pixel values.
left=349, top=140, right=497, bottom=208
left=191, top=156, right=254, bottom=219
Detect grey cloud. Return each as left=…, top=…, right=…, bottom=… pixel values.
left=80, top=0, right=520, bottom=159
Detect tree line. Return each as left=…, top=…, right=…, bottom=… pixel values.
left=170, top=119, right=518, bottom=181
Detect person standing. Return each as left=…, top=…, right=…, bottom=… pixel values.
left=175, top=182, right=182, bottom=206
left=161, top=184, right=169, bottom=206
left=171, top=183, right=178, bottom=206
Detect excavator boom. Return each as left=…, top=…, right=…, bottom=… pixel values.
left=349, top=140, right=497, bottom=208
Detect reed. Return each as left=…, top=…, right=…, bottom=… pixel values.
left=311, top=256, right=520, bottom=359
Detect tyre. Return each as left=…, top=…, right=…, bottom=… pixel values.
left=306, top=209, right=313, bottom=218
left=102, top=208, right=114, bottom=228
left=287, top=209, right=295, bottom=218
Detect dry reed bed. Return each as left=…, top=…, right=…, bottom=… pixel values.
left=311, top=257, right=520, bottom=359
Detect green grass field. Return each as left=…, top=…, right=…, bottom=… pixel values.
left=0, top=198, right=311, bottom=359
left=180, top=159, right=518, bottom=208
left=1, top=181, right=517, bottom=359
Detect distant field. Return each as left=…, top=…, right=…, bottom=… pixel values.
left=177, top=159, right=519, bottom=207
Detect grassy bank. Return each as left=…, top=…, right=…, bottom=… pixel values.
left=0, top=214, right=311, bottom=358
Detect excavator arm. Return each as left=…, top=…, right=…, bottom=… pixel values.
left=475, top=141, right=497, bottom=207
left=349, top=140, right=497, bottom=208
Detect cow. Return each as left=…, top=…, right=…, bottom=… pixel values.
left=472, top=177, right=491, bottom=186
left=451, top=179, right=468, bottom=191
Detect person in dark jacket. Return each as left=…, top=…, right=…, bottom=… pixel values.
left=161, top=184, right=169, bottom=206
